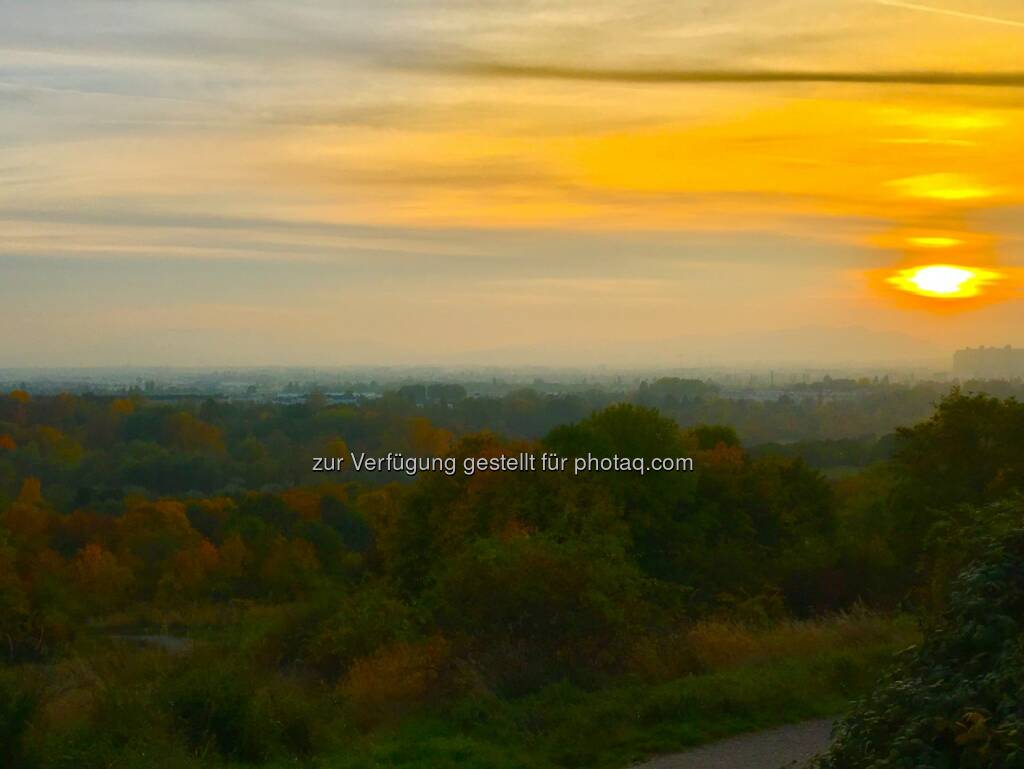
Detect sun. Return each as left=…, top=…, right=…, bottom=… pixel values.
left=887, top=264, right=1003, bottom=299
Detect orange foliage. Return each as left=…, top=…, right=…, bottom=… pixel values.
left=0, top=434, right=15, bottom=451
left=160, top=539, right=220, bottom=597
left=18, top=477, right=42, bottom=505
left=197, top=539, right=219, bottom=569
left=282, top=488, right=323, bottom=521
left=498, top=517, right=534, bottom=542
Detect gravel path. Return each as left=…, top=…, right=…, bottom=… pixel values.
left=630, top=718, right=835, bottom=769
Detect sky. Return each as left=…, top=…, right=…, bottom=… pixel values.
left=2, top=0, right=1023, bottom=367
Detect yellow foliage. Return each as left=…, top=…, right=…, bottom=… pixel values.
left=3, top=478, right=49, bottom=547
left=117, top=500, right=198, bottom=566
left=323, top=437, right=349, bottom=461
left=340, top=635, right=451, bottom=727
left=408, top=417, right=453, bottom=457
left=8, top=389, right=30, bottom=404
left=685, top=621, right=761, bottom=670
left=697, top=443, right=745, bottom=469
left=36, top=426, right=84, bottom=464
left=71, top=544, right=133, bottom=603
left=165, top=411, right=224, bottom=453
left=110, top=398, right=136, bottom=416
left=686, top=610, right=907, bottom=673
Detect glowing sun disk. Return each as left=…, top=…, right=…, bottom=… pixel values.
left=887, top=264, right=1002, bottom=299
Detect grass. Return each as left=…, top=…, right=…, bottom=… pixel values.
left=8, top=612, right=918, bottom=769
left=323, top=613, right=918, bottom=769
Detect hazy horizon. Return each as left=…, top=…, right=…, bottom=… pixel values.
left=3, top=0, right=1023, bottom=367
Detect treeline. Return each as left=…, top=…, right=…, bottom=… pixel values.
left=2, top=379, right=1012, bottom=513
left=395, top=377, right=1001, bottom=446
left=387, top=376, right=1024, bottom=446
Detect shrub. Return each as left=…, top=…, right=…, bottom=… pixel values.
left=818, top=507, right=1024, bottom=768
left=163, top=647, right=346, bottom=762
left=431, top=535, right=644, bottom=693
left=262, top=586, right=418, bottom=681
left=341, top=635, right=453, bottom=728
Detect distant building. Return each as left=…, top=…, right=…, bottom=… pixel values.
left=953, top=346, right=1024, bottom=380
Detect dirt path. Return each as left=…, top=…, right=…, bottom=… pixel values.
left=630, top=718, right=835, bottom=769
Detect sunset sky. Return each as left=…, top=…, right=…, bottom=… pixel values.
left=2, top=0, right=1023, bottom=367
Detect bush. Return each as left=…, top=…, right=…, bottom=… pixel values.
left=819, top=506, right=1024, bottom=769
left=262, top=586, right=418, bottom=681
left=163, top=650, right=345, bottom=763
left=341, top=635, right=453, bottom=728
left=164, top=658, right=270, bottom=761
left=431, top=535, right=645, bottom=693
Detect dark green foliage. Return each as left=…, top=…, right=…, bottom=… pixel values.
left=162, top=655, right=338, bottom=762
left=165, top=660, right=268, bottom=761
left=894, top=389, right=1024, bottom=512
left=320, top=494, right=374, bottom=552
left=431, top=535, right=644, bottom=692
left=265, top=586, right=418, bottom=680
left=750, top=434, right=896, bottom=471
left=692, top=424, right=740, bottom=450
left=819, top=502, right=1024, bottom=769
left=0, top=673, right=35, bottom=769
left=545, top=405, right=700, bottom=582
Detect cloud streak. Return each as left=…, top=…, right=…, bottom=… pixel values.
left=431, top=61, right=1024, bottom=88
left=874, top=0, right=1024, bottom=30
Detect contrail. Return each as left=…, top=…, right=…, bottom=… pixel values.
left=875, top=0, right=1024, bottom=29
left=435, top=62, right=1024, bottom=88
